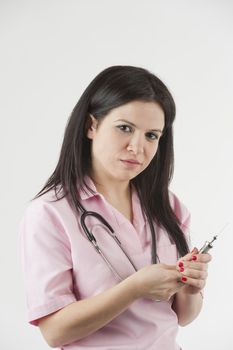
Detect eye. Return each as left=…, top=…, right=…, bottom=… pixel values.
left=145, top=132, right=159, bottom=141
left=116, top=125, right=133, bottom=133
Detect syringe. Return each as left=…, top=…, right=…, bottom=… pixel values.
left=199, top=235, right=218, bottom=253
left=198, top=223, right=229, bottom=254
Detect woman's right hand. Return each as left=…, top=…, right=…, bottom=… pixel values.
left=130, top=263, right=183, bottom=301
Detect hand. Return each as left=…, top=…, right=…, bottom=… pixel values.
left=176, top=247, right=212, bottom=295
left=130, top=263, right=184, bottom=301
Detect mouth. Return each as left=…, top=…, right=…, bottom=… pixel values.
left=120, top=159, right=141, bottom=165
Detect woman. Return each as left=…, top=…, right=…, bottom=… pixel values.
left=19, top=65, right=211, bottom=349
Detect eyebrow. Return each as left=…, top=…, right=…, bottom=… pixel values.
left=115, top=119, right=163, bottom=134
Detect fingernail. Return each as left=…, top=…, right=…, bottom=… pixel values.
left=179, top=267, right=184, bottom=272
left=181, top=276, right=187, bottom=282
left=192, top=255, right=197, bottom=261
left=178, top=262, right=184, bottom=268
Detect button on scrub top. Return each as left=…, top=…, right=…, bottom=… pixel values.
left=19, top=177, right=191, bottom=350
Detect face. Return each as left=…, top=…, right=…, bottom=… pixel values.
left=87, top=100, right=165, bottom=186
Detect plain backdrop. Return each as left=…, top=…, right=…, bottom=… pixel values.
left=0, top=0, right=233, bottom=349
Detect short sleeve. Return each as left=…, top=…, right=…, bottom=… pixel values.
left=169, top=191, right=191, bottom=249
left=19, top=200, right=77, bottom=326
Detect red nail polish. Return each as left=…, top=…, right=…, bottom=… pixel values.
left=192, top=255, right=197, bottom=261
left=179, top=267, right=184, bottom=272
left=182, top=276, right=187, bottom=282
left=178, top=262, right=183, bottom=267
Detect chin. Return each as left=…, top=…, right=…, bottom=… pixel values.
left=115, top=171, right=140, bottom=182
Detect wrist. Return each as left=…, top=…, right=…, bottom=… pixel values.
left=125, top=271, right=144, bottom=300
left=177, top=287, right=204, bottom=299
left=124, top=272, right=143, bottom=300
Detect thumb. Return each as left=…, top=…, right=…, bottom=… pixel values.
left=178, top=247, right=199, bottom=263
left=190, top=247, right=199, bottom=254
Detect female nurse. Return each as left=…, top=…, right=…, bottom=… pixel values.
left=20, top=65, right=212, bottom=350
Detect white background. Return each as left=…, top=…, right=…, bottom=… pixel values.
left=1, top=0, right=233, bottom=349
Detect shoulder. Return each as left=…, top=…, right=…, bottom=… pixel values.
left=20, top=188, right=74, bottom=234
left=169, top=190, right=190, bottom=223
left=19, top=189, right=78, bottom=255
left=169, top=191, right=191, bottom=237
left=26, top=188, right=69, bottom=213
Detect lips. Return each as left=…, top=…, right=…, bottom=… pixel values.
left=120, top=159, right=141, bottom=165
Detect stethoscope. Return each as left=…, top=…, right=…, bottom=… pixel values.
left=77, top=201, right=138, bottom=281
left=75, top=200, right=165, bottom=304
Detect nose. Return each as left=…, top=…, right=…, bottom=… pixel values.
left=127, top=132, right=144, bottom=155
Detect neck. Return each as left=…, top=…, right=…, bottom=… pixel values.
left=90, top=175, right=133, bottom=223
left=93, top=178, right=131, bottom=201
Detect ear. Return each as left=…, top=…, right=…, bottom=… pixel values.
left=86, top=114, right=98, bottom=140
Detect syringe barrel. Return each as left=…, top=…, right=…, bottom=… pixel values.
left=199, top=241, right=213, bottom=254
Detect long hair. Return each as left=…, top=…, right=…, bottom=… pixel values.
left=35, top=65, right=189, bottom=262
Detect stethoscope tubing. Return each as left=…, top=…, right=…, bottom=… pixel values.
left=80, top=208, right=137, bottom=280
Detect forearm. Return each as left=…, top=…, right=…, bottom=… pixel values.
left=39, top=276, right=138, bottom=348
left=172, top=289, right=203, bottom=326
left=39, top=263, right=185, bottom=347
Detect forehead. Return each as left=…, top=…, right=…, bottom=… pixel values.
left=105, top=101, right=165, bottom=129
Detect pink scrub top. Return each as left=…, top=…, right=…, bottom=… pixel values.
left=19, top=178, right=190, bottom=350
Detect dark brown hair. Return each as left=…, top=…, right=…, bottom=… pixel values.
left=35, top=65, right=189, bottom=262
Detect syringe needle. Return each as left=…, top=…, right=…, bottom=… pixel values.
left=209, top=235, right=217, bottom=245
left=216, top=222, right=229, bottom=236
left=198, top=223, right=229, bottom=254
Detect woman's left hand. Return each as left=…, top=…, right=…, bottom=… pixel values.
left=176, top=247, right=212, bottom=295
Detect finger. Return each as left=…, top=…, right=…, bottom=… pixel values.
left=180, top=268, right=208, bottom=280
left=167, top=269, right=186, bottom=285
left=192, top=253, right=212, bottom=263
left=176, top=261, right=208, bottom=272
left=178, top=252, right=212, bottom=263
left=179, top=247, right=198, bottom=262
left=191, top=247, right=199, bottom=254
left=179, top=275, right=206, bottom=289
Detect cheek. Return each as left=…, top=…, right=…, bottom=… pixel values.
left=92, top=138, right=117, bottom=162
left=146, top=143, right=159, bottom=162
